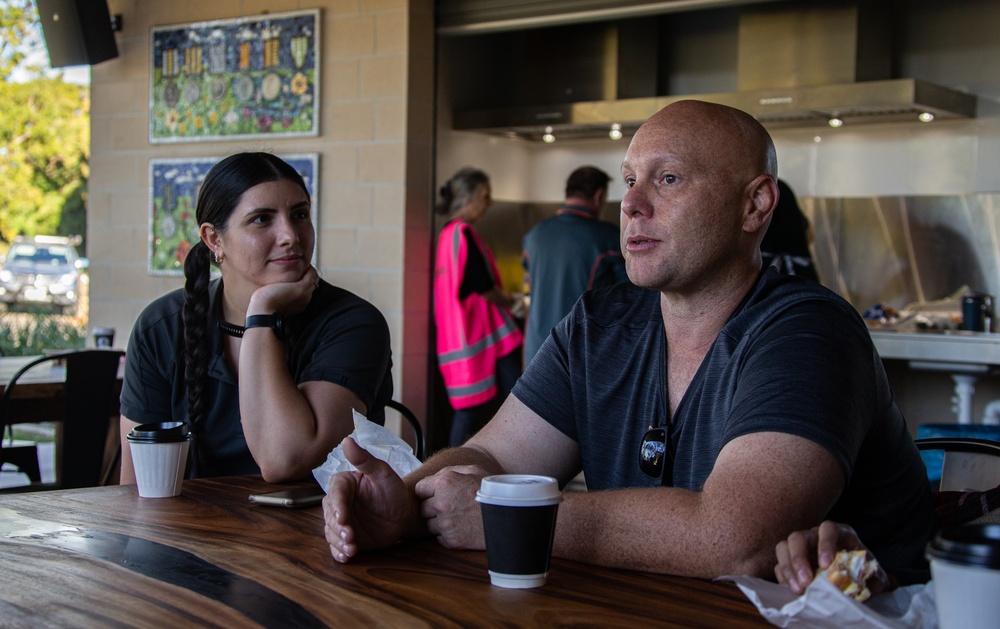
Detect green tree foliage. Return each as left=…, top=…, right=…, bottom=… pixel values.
left=0, top=0, right=41, bottom=80
left=0, top=79, right=89, bottom=244
left=0, top=1, right=89, bottom=250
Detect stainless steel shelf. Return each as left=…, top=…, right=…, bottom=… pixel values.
left=871, top=330, right=1000, bottom=367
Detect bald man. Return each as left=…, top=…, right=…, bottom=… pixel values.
left=323, top=100, right=934, bottom=582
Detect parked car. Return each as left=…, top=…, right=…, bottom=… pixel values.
left=0, top=235, right=89, bottom=315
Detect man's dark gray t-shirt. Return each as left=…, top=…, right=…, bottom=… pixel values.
left=512, top=268, right=934, bottom=581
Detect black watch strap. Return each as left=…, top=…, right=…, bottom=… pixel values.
left=244, top=313, right=283, bottom=338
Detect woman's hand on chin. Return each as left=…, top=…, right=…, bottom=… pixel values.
left=248, top=266, right=320, bottom=316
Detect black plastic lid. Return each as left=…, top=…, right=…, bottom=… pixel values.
left=126, top=421, right=191, bottom=444
left=927, top=524, right=1000, bottom=569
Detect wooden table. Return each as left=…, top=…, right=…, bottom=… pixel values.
left=0, top=354, right=123, bottom=418
left=1, top=355, right=68, bottom=404
left=0, top=477, right=771, bottom=627
left=1, top=353, right=126, bottom=390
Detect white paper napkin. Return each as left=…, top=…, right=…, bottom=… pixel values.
left=313, top=409, right=423, bottom=492
left=718, top=574, right=939, bottom=628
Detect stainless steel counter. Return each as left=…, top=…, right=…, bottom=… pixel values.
left=870, top=330, right=1000, bottom=424
left=870, top=330, right=1000, bottom=368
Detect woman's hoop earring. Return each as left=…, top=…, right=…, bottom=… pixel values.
left=214, top=251, right=223, bottom=264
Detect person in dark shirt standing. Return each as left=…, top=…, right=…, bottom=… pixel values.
left=760, top=179, right=819, bottom=282
left=520, top=166, right=628, bottom=365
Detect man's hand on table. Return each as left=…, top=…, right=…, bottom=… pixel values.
left=323, top=437, right=496, bottom=561
left=415, top=465, right=490, bottom=550
left=323, top=437, right=416, bottom=563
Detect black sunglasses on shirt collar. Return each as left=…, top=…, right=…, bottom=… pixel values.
left=639, top=426, right=673, bottom=486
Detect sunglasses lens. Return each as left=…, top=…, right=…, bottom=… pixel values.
left=639, top=428, right=667, bottom=478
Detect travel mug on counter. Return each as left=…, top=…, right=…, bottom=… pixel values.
left=961, top=292, right=993, bottom=332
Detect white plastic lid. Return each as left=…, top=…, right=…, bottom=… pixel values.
left=475, top=474, right=563, bottom=507
left=489, top=570, right=548, bottom=589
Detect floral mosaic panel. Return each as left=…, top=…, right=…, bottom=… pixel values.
left=150, top=9, right=319, bottom=143
left=149, top=154, right=319, bottom=275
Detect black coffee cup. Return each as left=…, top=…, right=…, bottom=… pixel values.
left=476, top=475, right=563, bottom=588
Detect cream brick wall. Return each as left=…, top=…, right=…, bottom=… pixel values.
left=89, top=1, right=435, bottom=427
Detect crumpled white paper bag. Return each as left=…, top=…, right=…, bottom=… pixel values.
left=718, top=574, right=939, bottom=629
left=313, top=409, right=423, bottom=493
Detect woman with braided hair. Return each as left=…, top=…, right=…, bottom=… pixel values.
left=119, top=152, right=393, bottom=482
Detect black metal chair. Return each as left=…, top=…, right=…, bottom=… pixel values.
left=1, top=349, right=124, bottom=492
left=917, top=437, right=1000, bottom=492
left=387, top=399, right=425, bottom=461
left=917, top=437, right=1000, bottom=527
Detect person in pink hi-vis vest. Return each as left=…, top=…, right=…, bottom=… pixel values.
left=434, top=167, right=524, bottom=447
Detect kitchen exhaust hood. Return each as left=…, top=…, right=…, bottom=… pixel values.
left=449, top=3, right=978, bottom=140
left=454, top=78, right=978, bottom=141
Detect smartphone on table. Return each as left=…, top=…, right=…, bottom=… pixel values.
left=248, top=486, right=325, bottom=508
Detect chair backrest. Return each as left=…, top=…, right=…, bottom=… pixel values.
left=916, top=437, right=1000, bottom=492
left=386, top=399, right=424, bottom=461
left=1, top=350, right=124, bottom=489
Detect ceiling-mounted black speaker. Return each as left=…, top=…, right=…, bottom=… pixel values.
left=37, top=0, right=119, bottom=68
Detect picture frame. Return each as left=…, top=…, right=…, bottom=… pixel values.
left=149, top=9, right=320, bottom=143
left=148, top=154, right=319, bottom=276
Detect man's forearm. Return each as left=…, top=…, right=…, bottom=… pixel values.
left=402, top=444, right=505, bottom=491
left=551, top=487, right=779, bottom=579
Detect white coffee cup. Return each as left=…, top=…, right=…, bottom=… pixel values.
left=475, top=474, right=563, bottom=589
left=126, top=422, right=191, bottom=498
left=926, top=524, right=1000, bottom=629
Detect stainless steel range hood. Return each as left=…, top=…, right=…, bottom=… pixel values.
left=454, top=78, right=978, bottom=140
left=450, top=3, right=978, bottom=140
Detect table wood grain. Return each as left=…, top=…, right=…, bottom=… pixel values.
left=0, top=477, right=772, bottom=628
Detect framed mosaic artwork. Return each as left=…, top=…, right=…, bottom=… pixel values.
left=149, top=9, right=320, bottom=143
left=148, top=154, right=319, bottom=276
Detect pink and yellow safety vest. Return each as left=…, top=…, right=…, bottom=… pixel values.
left=434, top=221, right=522, bottom=409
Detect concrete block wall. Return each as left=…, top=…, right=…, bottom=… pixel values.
left=88, top=0, right=435, bottom=428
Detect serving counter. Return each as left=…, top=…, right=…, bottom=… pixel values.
left=870, top=330, right=1000, bottom=367
left=870, top=330, right=1000, bottom=425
